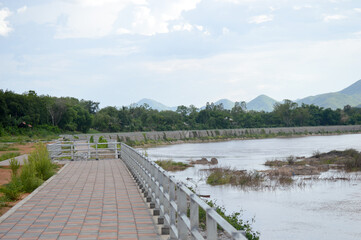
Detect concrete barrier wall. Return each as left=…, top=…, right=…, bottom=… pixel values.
left=61, top=125, right=361, bottom=142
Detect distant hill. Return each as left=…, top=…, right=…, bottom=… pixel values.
left=131, top=98, right=176, bottom=111
left=214, top=99, right=235, bottom=110
left=340, top=79, right=361, bottom=95
left=131, top=79, right=361, bottom=112
left=297, top=79, right=361, bottom=109
left=247, top=95, right=278, bottom=112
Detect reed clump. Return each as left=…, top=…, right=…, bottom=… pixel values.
left=155, top=160, right=192, bottom=171
left=206, top=167, right=264, bottom=187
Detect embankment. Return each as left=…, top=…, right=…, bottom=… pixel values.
left=62, top=125, right=361, bottom=144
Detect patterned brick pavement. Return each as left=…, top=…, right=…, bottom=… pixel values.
left=0, top=160, right=160, bottom=240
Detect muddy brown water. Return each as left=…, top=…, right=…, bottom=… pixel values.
left=142, top=134, right=361, bottom=240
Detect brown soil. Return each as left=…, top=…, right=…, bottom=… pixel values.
left=0, top=163, right=64, bottom=217
left=0, top=193, right=30, bottom=217
left=1, top=142, right=36, bottom=155
left=0, top=167, right=12, bottom=186
left=0, top=167, right=30, bottom=217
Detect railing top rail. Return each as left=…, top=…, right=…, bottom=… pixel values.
left=48, top=141, right=121, bottom=146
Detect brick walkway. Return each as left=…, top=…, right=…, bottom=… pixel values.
left=0, top=160, right=160, bottom=240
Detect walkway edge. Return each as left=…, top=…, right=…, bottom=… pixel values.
left=0, top=162, right=70, bottom=224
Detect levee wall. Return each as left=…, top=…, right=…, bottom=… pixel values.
left=62, top=125, right=361, bottom=142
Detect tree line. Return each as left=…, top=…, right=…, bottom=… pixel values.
left=1, top=90, right=361, bottom=136
left=0, top=90, right=97, bottom=136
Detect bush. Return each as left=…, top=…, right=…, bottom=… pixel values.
left=97, top=136, right=108, bottom=148
left=344, top=149, right=361, bottom=171
left=20, top=160, right=43, bottom=193
left=9, top=158, right=20, bottom=176
left=27, top=143, right=55, bottom=181
left=198, top=200, right=259, bottom=240
left=0, top=176, right=23, bottom=201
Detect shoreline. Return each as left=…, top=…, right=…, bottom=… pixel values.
left=134, top=131, right=361, bottom=148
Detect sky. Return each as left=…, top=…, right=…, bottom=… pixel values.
left=0, top=0, right=361, bottom=108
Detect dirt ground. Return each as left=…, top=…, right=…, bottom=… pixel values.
left=0, top=167, right=30, bottom=217
left=0, top=167, right=12, bottom=186
left=0, top=193, right=29, bottom=217
left=1, top=142, right=36, bottom=155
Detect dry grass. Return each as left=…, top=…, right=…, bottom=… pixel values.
left=265, top=149, right=361, bottom=173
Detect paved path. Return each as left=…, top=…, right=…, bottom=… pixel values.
left=0, top=154, right=28, bottom=166
left=0, top=160, right=160, bottom=240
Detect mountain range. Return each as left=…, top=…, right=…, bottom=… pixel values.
left=130, top=79, right=361, bottom=112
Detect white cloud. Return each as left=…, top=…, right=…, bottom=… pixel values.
left=323, top=14, right=347, bottom=22
left=222, top=27, right=230, bottom=35
left=22, top=0, right=201, bottom=38
left=195, top=25, right=204, bottom=31
left=119, top=0, right=201, bottom=36
left=248, top=15, right=273, bottom=24
left=79, top=46, right=139, bottom=56
left=116, top=28, right=131, bottom=34
left=293, top=5, right=313, bottom=11
left=17, top=6, right=27, bottom=14
left=129, top=6, right=168, bottom=36
left=354, top=8, right=361, bottom=13
left=173, top=23, right=193, bottom=32
left=55, top=1, right=129, bottom=38
left=0, top=7, right=12, bottom=37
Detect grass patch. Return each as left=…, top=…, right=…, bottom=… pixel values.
left=264, top=149, right=361, bottom=186
left=155, top=160, right=191, bottom=171
left=0, top=152, right=20, bottom=162
left=206, top=168, right=264, bottom=187
left=0, top=134, right=59, bottom=143
left=264, top=160, right=288, bottom=167
left=97, top=136, right=108, bottom=148
left=343, top=149, right=361, bottom=171
left=0, top=144, right=19, bottom=152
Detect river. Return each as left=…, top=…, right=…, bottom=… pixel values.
left=141, top=134, right=361, bottom=240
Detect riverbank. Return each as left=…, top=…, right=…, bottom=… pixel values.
left=63, top=125, right=361, bottom=148
left=131, top=130, right=361, bottom=148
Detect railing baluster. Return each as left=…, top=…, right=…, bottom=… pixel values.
left=169, top=180, right=177, bottom=239
left=177, top=187, right=188, bottom=239
left=206, top=211, right=217, bottom=240
left=190, top=196, right=199, bottom=239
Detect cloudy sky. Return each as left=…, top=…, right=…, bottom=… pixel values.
left=1, top=0, right=361, bottom=108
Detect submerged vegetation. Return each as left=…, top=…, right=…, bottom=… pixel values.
left=265, top=148, right=361, bottom=173
left=155, top=160, right=192, bottom=171
left=206, top=168, right=264, bottom=187
left=203, top=149, right=361, bottom=189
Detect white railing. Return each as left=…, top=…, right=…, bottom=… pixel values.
left=121, top=143, right=247, bottom=240
left=47, top=141, right=120, bottom=160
